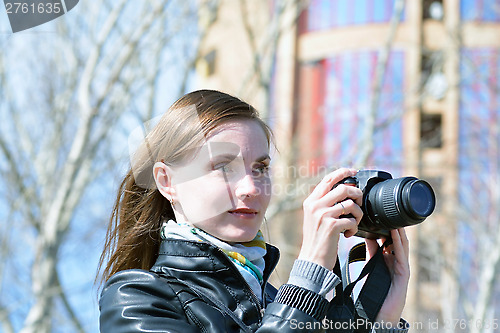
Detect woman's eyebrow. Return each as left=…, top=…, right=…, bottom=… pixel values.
left=209, top=153, right=270, bottom=163
left=256, top=154, right=271, bottom=162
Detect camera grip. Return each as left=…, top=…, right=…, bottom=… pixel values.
left=334, top=176, right=358, bottom=219
left=338, top=176, right=358, bottom=187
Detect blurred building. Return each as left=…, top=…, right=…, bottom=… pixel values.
left=196, top=0, right=500, bottom=329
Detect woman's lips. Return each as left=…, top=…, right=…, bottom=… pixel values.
left=228, top=208, right=258, bottom=218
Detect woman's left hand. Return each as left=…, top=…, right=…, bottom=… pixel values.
left=365, top=228, right=410, bottom=327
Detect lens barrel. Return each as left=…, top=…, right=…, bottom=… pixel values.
left=366, top=177, right=436, bottom=229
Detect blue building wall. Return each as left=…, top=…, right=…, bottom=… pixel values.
left=294, top=0, right=500, bottom=319
left=321, top=50, right=405, bottom=172
left=302, top=0, right=405, bottom=32
left=459, top=48, right=500, bottom=217
left=458, top=48, right=500, bottom=297
left=461, top=0, right=500, bottom=22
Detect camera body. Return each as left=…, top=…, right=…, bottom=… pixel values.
left=337, top=170, right=436, bottom=239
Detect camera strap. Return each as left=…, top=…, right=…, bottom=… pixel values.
left=346, top=241, right=392, bottom=323
left=327, top=241, right=392, bottom=333
left=327, top=258, right=357, bottom=332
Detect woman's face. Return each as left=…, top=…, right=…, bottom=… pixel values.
left=167, top=119, right=272, bottom=242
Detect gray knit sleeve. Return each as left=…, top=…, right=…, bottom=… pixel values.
left=287, top=259, right=340, bottom=297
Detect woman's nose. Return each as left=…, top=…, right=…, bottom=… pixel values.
left=235, top=174, right=259, bottom=199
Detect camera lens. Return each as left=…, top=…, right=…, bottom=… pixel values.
left=366, top=177, right=436, bottom=229
left=402, top=180, right=436, bottom=219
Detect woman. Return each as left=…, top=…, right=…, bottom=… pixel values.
left=98, top=90, right=410, bottom=332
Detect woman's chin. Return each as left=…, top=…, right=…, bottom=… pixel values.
left=220, top=229, right=259, bottom=243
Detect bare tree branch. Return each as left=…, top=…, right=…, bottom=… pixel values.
left=54, top=273, right=85, bottom=333
left=237, top=0, right=308, bottom=109
left=0, top=2, right=221, bottom=332
left=356, top=0, right=404, bottom=165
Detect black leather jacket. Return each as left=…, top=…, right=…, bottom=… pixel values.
left=99, top=239, right=331, bottom=332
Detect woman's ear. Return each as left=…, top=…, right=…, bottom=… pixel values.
left=153, top=162, right=175, bottom=201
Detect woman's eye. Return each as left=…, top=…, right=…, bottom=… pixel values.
left=253, top=164, right=270, bottom=176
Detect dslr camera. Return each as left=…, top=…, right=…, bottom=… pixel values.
left=336, top=170, right=436, bottom=239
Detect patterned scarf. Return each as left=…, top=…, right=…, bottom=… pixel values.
left=160, top=220, right=267, bottom=301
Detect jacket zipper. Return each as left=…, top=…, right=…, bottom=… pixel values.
left=189, top=229, right=273, bottom=318
left=215, top=245, right=281, bottom=321
left=164, top=234, right=280, bottom=322
left=215, top=247, right=288, bottom=323
left=213, top=247, right=264, bottom=316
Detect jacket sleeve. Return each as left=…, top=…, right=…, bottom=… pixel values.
left=257, top=284, right=410, bottom=333
left=257, top=284, right=330, bottom=332
left=99, top=269, right=200, bottom=333
left=256, top=259, right=336, bottom=332
left=257, top=281, right=409, bottom=333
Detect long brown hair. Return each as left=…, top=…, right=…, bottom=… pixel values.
left=97, top=90, right=272, bottom=286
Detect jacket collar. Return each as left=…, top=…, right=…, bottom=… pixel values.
left=151, top=239, right=280, bottom=284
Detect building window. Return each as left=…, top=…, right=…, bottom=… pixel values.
left=423, top=0, right=444, bottom=21
left=421, top=51, right=447, bottom=99
left=421, top=113, right=442, bottom=149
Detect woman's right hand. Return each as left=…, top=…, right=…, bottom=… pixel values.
left=298, top=168, right=364, bottom=270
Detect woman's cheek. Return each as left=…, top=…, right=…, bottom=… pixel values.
left=176, top=176, right=236, bottom=223
left=261, top=176, right=272, bottom=195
